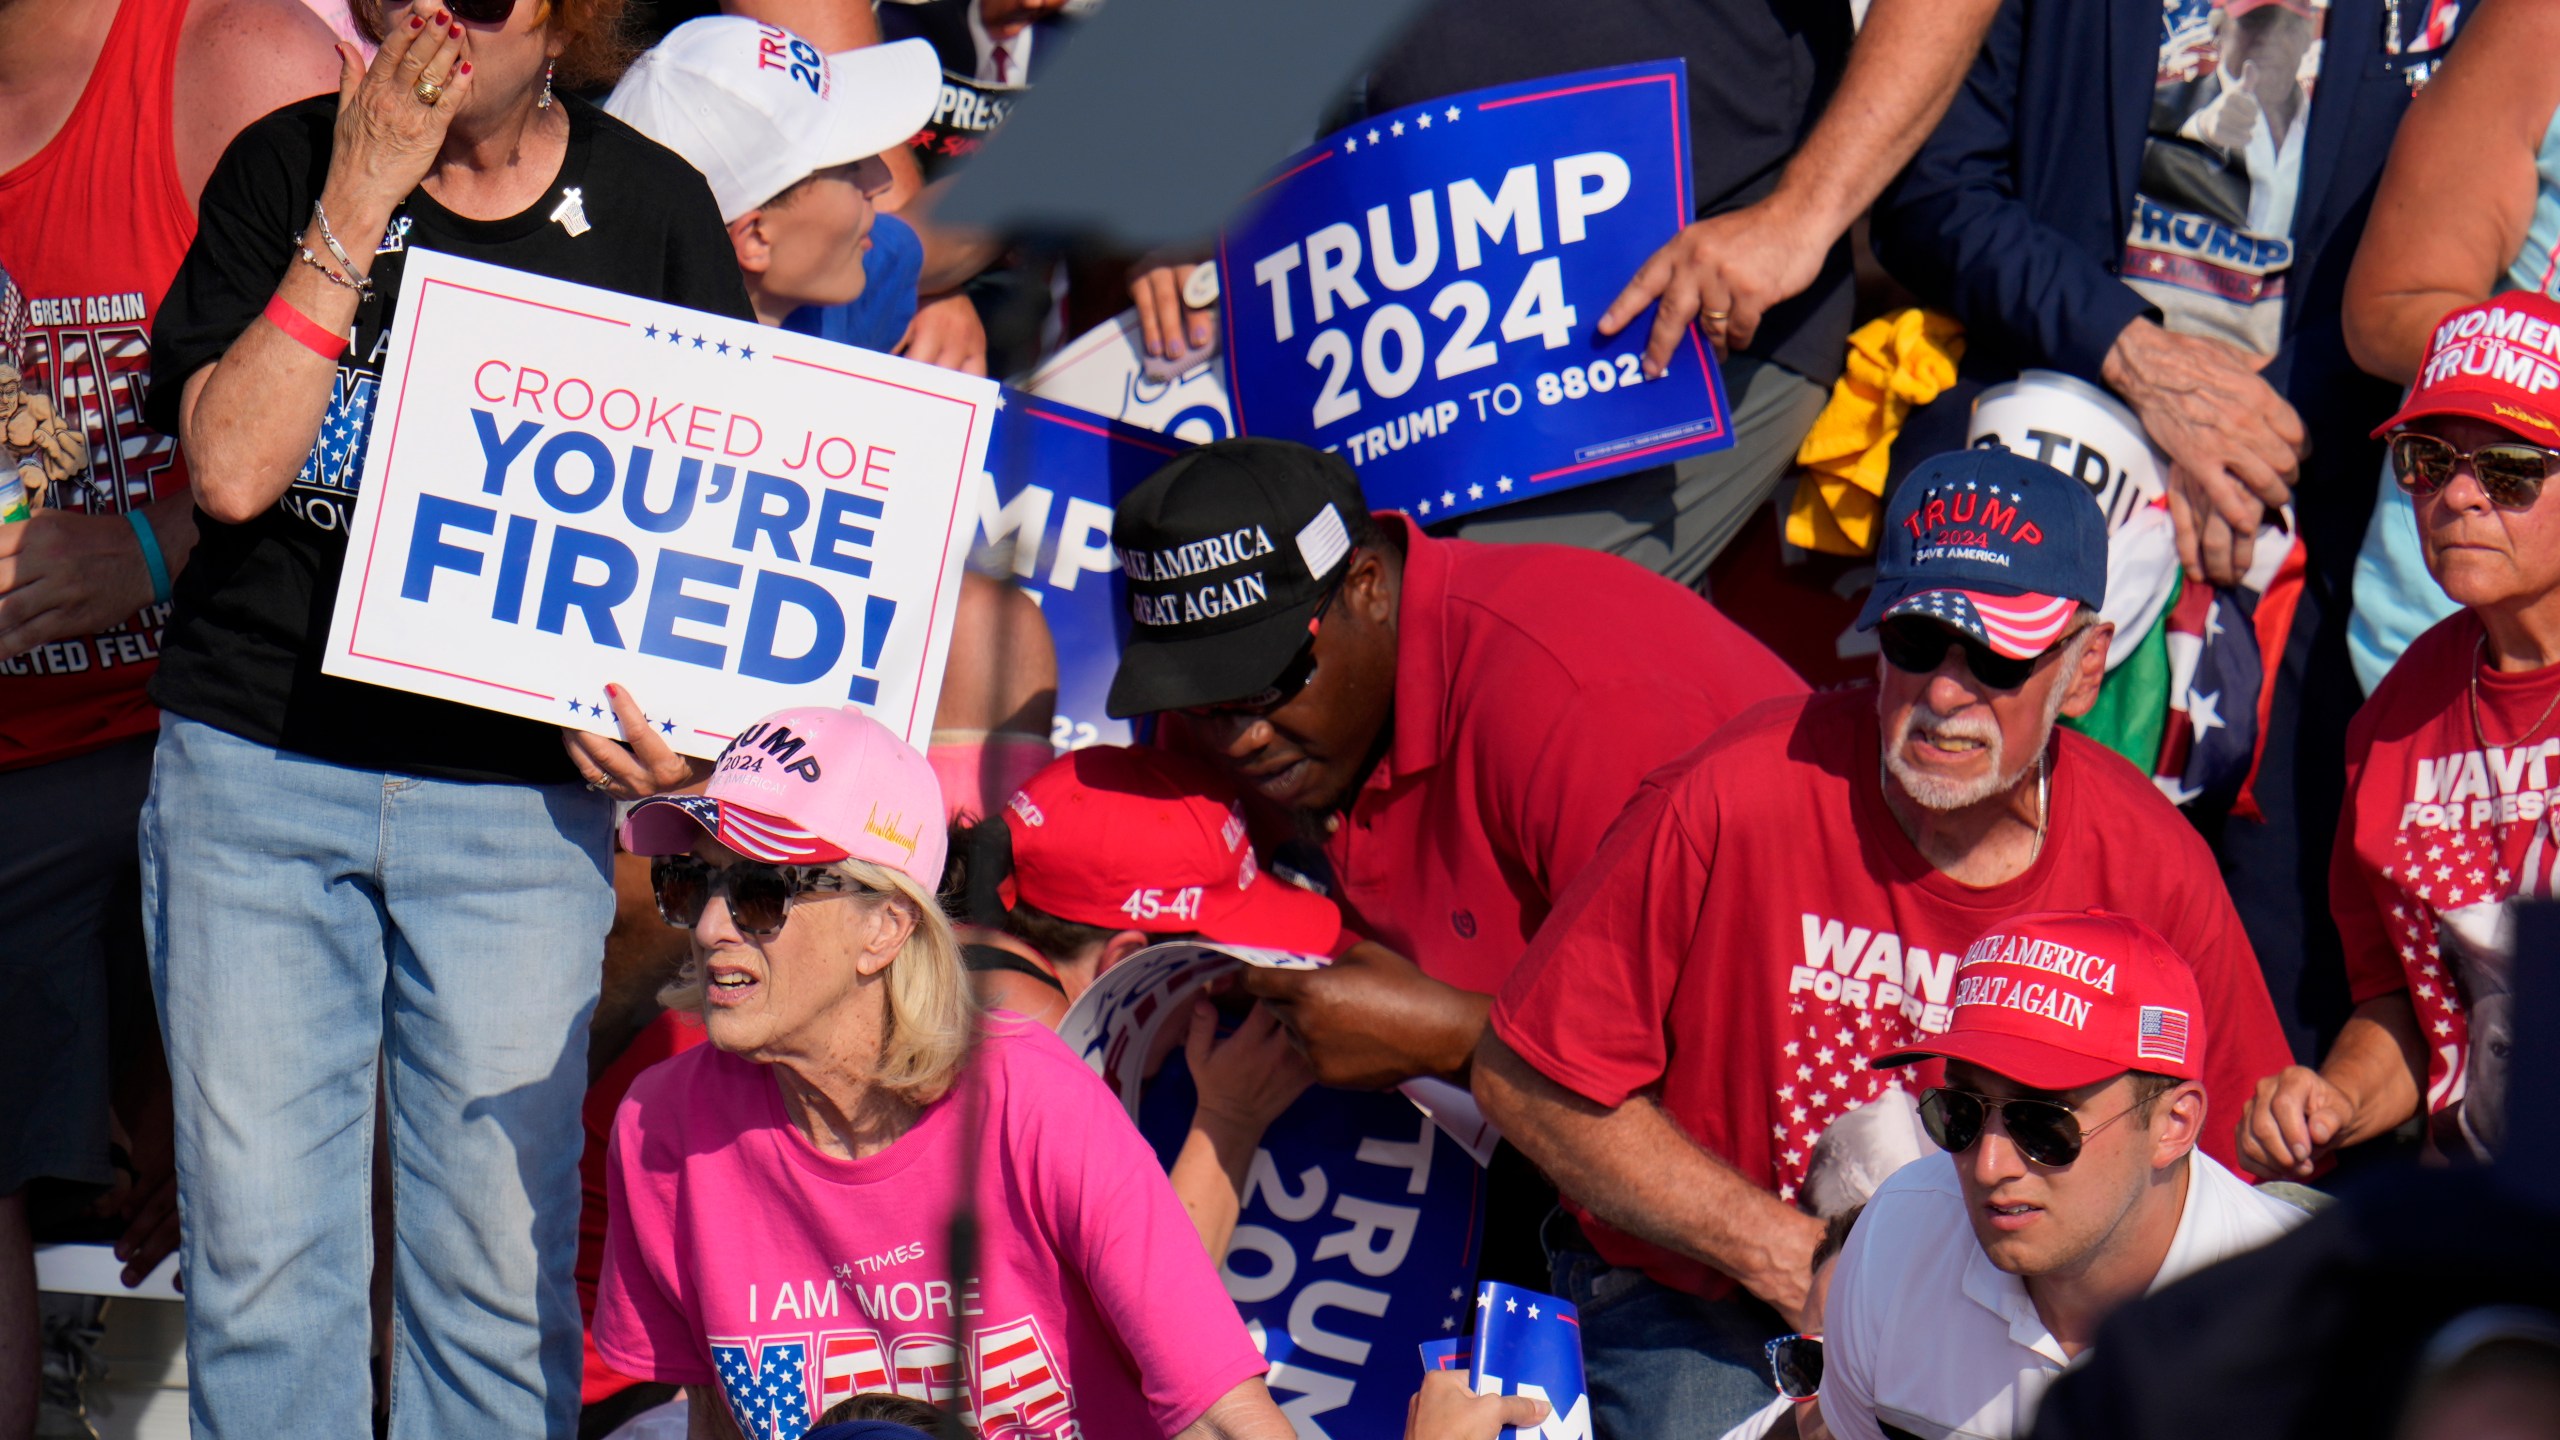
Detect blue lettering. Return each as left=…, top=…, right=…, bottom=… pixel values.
left=811, top=489, right=884, bottom=580
left=400, top=494, right=495, bottom=601
left=533, top=430, right=616, bottom=514
left=621, top=449, right=702, bottom=533
left=535, top=526, right=638, bottom=646
left=732, top=470, right=809, bottom=561
left=738, top=571, right=845, bottom=684
left=491, top=512, right=538, bottom=623
left=638, top=548, right=741, bottom=669
left=471, top=409, right=543, bottom=495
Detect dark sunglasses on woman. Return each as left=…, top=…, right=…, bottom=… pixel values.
left=1876, top=615, right=2055, bottom=691
left=2390, top=431, right=2560, bottom=511
left=1917, top=1085, right=2147, bottom=1168
left=650, top=854, right=868, bottom=938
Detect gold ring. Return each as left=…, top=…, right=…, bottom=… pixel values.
left=413, top=77, right=445, bottom=106
left=1704, top=309, right=1731, bottom=322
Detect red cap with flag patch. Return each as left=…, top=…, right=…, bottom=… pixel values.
left=1869, top=909, right=2207, bottom=1090
left=1000, top=745, right=1341, bottom=953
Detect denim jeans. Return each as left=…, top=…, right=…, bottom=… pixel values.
left=140, top=715, right=614, bottom=1438
left=1550, top=1241, right=1787, bottom=1440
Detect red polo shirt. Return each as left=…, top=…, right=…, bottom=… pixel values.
left=1325, top=515, right=1804, bottom=994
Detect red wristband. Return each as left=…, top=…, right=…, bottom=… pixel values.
left=263, top=294, right=346, bottom=361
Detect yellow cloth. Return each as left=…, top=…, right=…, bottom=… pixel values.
left=1785, top=308, right=1966, bottom=555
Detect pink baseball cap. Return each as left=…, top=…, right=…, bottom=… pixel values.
left=622, top=706, right=947, bottom=888
left=1868, top=909, right=2207, bottom=1090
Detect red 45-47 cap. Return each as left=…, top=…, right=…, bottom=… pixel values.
left=999, top=746, right=1342, bottom=953
left=1868, top=909, right=2207, bottom=1090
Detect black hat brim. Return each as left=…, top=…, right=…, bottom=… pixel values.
left=1105, top=588, right=1331, bottom=719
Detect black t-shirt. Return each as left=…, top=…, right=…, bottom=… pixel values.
left=146, top=94, right=755, bottom=784
left=1362, top=0, right=1857, bottom=385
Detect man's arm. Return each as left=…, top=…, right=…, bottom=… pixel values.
left=2342, top=0, right=2560, bottom=384
left=1474, top=1032, right=1824, bottom=1327
left=2235, top=991, right=2425, bottom=1179
left=1600, top=0, right=2002, bottom=369
left=1176, top=1379, right=1300, bottom=1440
left=173, top=0, right=340, bottom=205
left=1238, top=942, right=1486, bottom=1090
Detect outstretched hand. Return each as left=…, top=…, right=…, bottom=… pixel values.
left=1598, top=196, right=1829, bottom=371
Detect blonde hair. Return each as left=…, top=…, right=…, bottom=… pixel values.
left=657, top=859, right=979, bottom=1106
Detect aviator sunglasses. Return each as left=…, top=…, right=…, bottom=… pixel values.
left=650, top=854, right=868, bottom=938
left=2391, top=431, right=2560, bottom=511
left=1877, top=615, right=2054, bottom=691
left=1917, top=1085, right=2146, bottom=1169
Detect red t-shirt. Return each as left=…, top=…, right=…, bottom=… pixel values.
left=1324, top=515, right=1804, bottom=995
left=0, top=0, right=197, bottom=770
left=2333, top=609, right=2546, bottom=1158
left=1491, top=688, right=2292, bottom=1297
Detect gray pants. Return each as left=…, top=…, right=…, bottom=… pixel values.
left=1453, top=354, right=1828, bottom=587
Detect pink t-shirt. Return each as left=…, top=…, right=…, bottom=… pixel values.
left=595, top=1017, right=1265, bottom=1439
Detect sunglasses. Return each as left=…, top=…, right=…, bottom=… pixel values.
left=1877, top=616, right=2055, bottom=691
left=1181, top=579, right=1345, bottom=720
left=394, top=0, right=517, bottom=26
left=2391, top=431, right=2560, bottom=511
left=650, top=854, right=866, bottom=938
left=1765, top=1333, right=1823, bottom=1401
left=1918, top=1086, right=2145, bottom=1169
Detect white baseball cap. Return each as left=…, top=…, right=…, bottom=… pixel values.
left=605, top=19, right=941, bottom=224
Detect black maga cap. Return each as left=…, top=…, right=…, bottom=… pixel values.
left=1107, top=438, right=1367, bottom=718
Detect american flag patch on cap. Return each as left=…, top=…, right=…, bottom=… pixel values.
left=2135, top=1005, right=2190, bottom=1064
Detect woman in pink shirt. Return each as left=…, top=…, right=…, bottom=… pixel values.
left=594, top=704, right=1292, bottom=1440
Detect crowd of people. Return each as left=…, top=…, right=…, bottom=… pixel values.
left=2, top=0, right=2556, bottom=1438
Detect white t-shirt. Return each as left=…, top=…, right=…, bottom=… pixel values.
left=1815, top=1151, right=2306, bottom=1440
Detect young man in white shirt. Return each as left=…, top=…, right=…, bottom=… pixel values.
left=1816, top=909, right=2311, bottom=1440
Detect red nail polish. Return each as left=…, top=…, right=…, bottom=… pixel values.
left=457, top=61, right=471, bottom=74
left=449, top=22, right=462, bottom=36
left=409, top=13, right=423, bottom=25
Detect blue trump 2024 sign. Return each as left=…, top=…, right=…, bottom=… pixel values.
left=1141, top=1055, right=1486, bottom=1440
left=970, top=391, right=1189, bottom=751
left=1219, top=61, right=1730, bottom=524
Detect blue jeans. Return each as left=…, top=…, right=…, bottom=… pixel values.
left=140, top=716, right=614, bottom=1438
left=1550, top=1242, right=1786, bottom=1440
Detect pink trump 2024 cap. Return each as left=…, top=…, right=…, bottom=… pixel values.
left=621, top=706, right=947, bottom=890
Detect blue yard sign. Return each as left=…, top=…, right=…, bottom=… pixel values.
left=1218, top=61, right=1730, bottom=524
left=1141, top=1053, right=1487, bottom=1440
left=1470, top=1283, right=1589, bottom=1439
left=970, top=391, right=1190, bottom=751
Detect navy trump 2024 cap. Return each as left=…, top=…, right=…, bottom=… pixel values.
left=1106, top=438, right=1369, bottom=718
left=1854, top=448, right=2109, bottom=660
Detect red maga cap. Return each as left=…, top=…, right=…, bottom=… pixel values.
left=1869, top=909, right=2206, bottom=1090
left=999, top=746, right=1341, bottom=953
left=2373, top=290, right=2560, bottom=443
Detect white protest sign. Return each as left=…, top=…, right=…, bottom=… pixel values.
left=1024, top=312, right=1235, bottom=445
left=322, top=247, right=999, bottom=757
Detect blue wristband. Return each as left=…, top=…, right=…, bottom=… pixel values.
left=126, top=510, right=172, bottom=607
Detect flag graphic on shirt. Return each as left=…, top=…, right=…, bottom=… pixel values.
left=712, top=1337, right=813, bottom=1440
left=816, top=1331, right=892, bottom=1413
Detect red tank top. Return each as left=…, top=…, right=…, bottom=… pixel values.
left=0, top=0, right=197, bottom=770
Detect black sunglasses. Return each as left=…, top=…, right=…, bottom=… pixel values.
left=1877, top=615, right=2057, bottom=691
left=1181, top=579, right=1346, bottom=720
left=1765, top=1333, right=1823, bottom=1401
left=2391, top=431, right=2560, bottom=511
left=650, top=854, right=866, bottom=938
left=1918, top=1085, right=2145, bottom=1168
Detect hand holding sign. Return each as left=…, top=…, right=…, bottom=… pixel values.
left=560, top=681, right=706, bottom=797
left=1406, top=1371, right=1550, bottom=1440
left=1600, top=196, right=1833, bottom=366
left=1240, top=940, right=1490, bottom=1090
